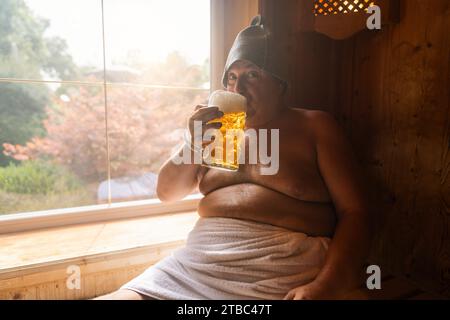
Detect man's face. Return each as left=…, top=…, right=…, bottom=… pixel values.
left=225, top=60, right=284, bottom=127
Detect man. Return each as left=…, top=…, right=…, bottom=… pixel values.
left=96, top=16, right=373, bottom=300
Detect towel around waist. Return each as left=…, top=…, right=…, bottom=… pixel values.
left=121, top=217, right=332, bottom=299
left=176, top=217, right=330, bottom=276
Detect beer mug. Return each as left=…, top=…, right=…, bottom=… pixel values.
left=202, top=90, right=247, bottom=171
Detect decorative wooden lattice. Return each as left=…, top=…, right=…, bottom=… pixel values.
left=314, top=0, right=376, bottom=16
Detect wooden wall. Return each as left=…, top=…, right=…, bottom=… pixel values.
left=260, top=0, right=450, bottom=297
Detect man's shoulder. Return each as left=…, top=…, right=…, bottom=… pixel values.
left=288, top=108, right=336, bottom=126
left=287, top=108, right=341, bottom=141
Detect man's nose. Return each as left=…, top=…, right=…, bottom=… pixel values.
left=230, top=77, right=246, bottom=95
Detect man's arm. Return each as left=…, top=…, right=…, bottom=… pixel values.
left=286, top=111, right=374, bottom=299
left=157, top=105, right=221, bottom=202
left=156, top=144, right=203, bottom=202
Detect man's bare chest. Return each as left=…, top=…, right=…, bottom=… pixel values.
left=199, top=131, right=331, bottom=202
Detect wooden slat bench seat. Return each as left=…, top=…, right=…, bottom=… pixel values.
left=0, top=212, right=198, bottom=299
left=0, top=211, right=446, bottom=300
left=344, top=274, right=446, bottom=300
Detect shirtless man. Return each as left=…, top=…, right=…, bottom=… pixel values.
left=96, top=16, right=373, bottom=300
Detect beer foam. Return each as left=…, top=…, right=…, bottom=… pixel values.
left=208, top=90, right=247, bottom=113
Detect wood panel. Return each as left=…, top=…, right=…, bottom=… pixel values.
left=261, top=0, right=338, bottom=111
left=0, top=212, right=198, bottom=299
left=335, top=0, right=450, bottom=297
left=261, top=0, right=450, bottom=297
left=0, top=264, right=150, bottom=300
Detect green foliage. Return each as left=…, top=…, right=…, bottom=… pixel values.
left=0, top=188, right=95, bottom=215
left=0, top=160, right=83, bottom=195
left=0, top=0, right=77, bottom=80
left=0, top=0, right=77, bottom=165
left=0, top=83, right=49, bottom=164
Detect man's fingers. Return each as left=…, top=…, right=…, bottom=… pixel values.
left=189, top=106, right=223, bottom=134
left=204, top=122, right=222, bottom=131
left=201, top=139, right=215, bottom=148
left=193, top=106, right=219, bottom=118
left=194, top=104, right=207, bottom=111
left=191, top=111, right=223, bottom=126
left=202, top=111, right=223, bottom=123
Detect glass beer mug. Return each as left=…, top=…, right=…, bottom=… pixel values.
left=202, top=90, right=247, bottom=171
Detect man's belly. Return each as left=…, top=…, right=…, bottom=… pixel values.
left=198, top=183, right=336, bottom=237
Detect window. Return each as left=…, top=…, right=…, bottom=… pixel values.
left=0, top=0, right=210, bottom=218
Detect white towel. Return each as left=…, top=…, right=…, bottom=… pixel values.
left=120, top=217, right=330, bottom=300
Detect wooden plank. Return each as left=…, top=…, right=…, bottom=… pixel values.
left=0, top=212, right=197, bottom=271
left=344, top=273, right=393, bottom=300
left=260, top=0, right=337, bottom=111
left=0, top=286, right=37, bottom=300
left=0, top=240, right=185, bottom=288
left=329, top=0, right=450, bottom=297
left=0, top=212, right=198, bottom=299
left=0, top=264, right=151, bottom=300
left=345, top=276, right=421, bottom=300
left=375, top=0, right=449, bottom=294
left=0, top=196, right=200, bottom=234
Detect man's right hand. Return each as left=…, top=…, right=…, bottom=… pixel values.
left=156, top=105, right=223, bottom=202
left=187, top=104, right=223, bottom=149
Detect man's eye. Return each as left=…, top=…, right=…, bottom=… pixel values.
left=228, top=74, right=237, bottom=81
left=247, top=71, right=259, bottom=79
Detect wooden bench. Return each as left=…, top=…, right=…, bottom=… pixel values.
left=344, top=274, right=446, bottom=300
left=0, top=211, right=446, bottom=300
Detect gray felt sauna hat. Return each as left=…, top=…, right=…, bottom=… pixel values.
left=221, top=15, right=288, bottom=90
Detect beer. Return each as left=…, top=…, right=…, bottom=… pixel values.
left=203, top=90, right=247, bottom=171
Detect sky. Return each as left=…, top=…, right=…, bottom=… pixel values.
left=24, top=0, right=210, bottom=69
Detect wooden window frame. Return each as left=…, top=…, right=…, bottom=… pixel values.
left=0, top=195, right=201, bottom=234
